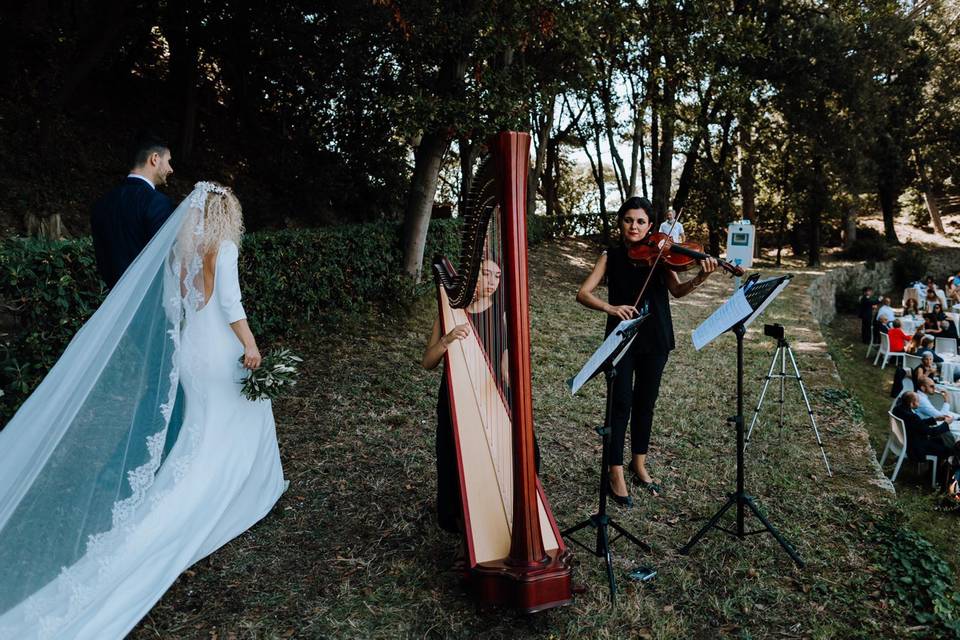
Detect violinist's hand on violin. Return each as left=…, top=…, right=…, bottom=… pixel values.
left=606, top=304, right=638, bottom=321
left=697, top=257, right=718, bottom=277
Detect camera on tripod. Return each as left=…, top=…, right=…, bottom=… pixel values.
left=764, top=323, right=784, bottom=340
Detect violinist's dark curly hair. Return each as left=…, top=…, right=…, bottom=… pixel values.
left=615, top=196, right=653, bottom=225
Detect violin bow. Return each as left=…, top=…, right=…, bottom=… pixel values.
left=631, top=207, right=685, bottom=310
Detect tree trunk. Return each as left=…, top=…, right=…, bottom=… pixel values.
left=582, top=129, right=609, bottom=244
left=842, top=204, right=857, bottom=250
left=599, top=85, right=627, bottom=201
left=878, top=182, right=900, bottom=244
left=543, top=138, right=558, bottom=218
left=400, top=130, right=450, bottom=279
left=639, top=124, right=648, bottom=200
left=914, top=149, right=945, bottom=234
left=807, top=156, right=825, bottom=267
left=738, top=122, right=756, bottom=223
left=652, top=73, right=676, bottom=223
left=527, top=96, right=555, bottom=218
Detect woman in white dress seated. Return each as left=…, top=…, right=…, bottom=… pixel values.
left=0, top=182, right=286, bottom=639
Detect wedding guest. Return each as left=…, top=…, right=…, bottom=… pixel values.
left=892, top=392, right=956, bottom=489
left=887, top=319, right=910, bottom=354
left=916, top=377, right=952, bottom=420
left=925, top=287, right=943, bottom=313
left=905, top=329, right=925, bottom=355
left=917, top=337, right=944, bottom=364
left=940, top=319, right=960, bottom=343
left=858, top=286, right=880, bottom=344
left=91, top=133, right=175, bottom=288
left=947, top=270, right=960, bottom=303
left=913, top=352, right=940, bottom=388
left=876, top=297, right=895, bottom=327
left=903, top=297, right=920, bottom=317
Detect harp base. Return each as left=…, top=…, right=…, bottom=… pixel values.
left=467, top=549, right=574, bottom=613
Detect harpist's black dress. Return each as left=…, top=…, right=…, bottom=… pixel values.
left=434, top=301, right=539, bottom=533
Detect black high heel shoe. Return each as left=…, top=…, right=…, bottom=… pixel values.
left=605, top=477, right=633, bottom=508
left=628, top=460, right=663, bottom=496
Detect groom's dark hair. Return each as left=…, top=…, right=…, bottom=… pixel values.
left=130, top=131, right=170, bottom=169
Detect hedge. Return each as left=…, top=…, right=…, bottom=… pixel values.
left=0, top=215, right=550, bottom=422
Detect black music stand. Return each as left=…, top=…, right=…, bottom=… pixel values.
left=563, top=311, right=654, bottom=604
left=679, top=274, right=804, bottom=568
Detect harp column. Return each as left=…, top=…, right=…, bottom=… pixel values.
left=493, top=131, right=548, bottom=568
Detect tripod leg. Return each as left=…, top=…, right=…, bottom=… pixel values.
left=598, top=519, right=617, bottom=603
left=747, top=347, right=781, bottom=446
left=608, top=519, right=652, bottom=552
left=561, top=518, right=593, bottom=538
left=679, top=495, right=737, bottom=555
left=786, top=347, right=833, bottom=477
left=744, top=497, right=805, bottom=568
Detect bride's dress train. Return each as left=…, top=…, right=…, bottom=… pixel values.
left=0, top=189, right=285, bottom=639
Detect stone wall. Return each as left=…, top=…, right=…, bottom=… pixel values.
left=808, top=260, right=893, bottom=325
left=808, top=247, right=960, bottom=325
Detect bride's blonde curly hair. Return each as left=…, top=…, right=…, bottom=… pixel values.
left=200, top=184, right=244, bottom=254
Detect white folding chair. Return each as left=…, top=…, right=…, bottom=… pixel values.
left=902, top=353, right=923, bottom=373
left=874, top=333, right=905, bottom=369
left=901, top=377, right=915, bottom=394
left=880, top=411, right=939, bottom=488
left=936, top=337, right=957, bottom=355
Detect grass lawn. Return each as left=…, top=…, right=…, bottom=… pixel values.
left=132, top=238, right=936, bottom=639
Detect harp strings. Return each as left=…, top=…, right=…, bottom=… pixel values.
left=467, top=205, right=513, bottom=525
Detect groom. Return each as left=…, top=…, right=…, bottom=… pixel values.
left=91, top=134, right=176, bottom=288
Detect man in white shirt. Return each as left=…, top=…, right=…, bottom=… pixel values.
left=658, top=207, right=684, bottom=243
left=875, top=297, right=895, bottom=327
left=916, top=377, right=953, bottom=420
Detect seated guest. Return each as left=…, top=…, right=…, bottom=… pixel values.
left=876, top=297, right=895, bottom=327
left=905, top=329, right=925, bottom=354
left=887, top=319, right=910, bottom=354
left=924, top=310, right=945, bottom=335
left=903, top=297, right=921, bottom=317
left=916, top=377, right=952, bottom=419
left=948, top=270, right=960, bottom=303
left=917, top=337, right=944, bottom=364
left=925, top=287, right=942, bottom=313
left=892, top=392, right=956, bottom=488
left=940, top=319, right=960, bottom=343
left=913, top=352, right=940, bottom=387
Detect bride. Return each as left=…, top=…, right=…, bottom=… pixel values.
left=0, top=182, right=286, bottom=639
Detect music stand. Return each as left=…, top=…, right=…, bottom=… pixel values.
left=680, top=274, right=804, bottom=568
left=563, top=311, right=654, bottom=604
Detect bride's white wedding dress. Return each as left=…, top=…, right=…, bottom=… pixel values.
left=0, top=187, right=286, bottom=639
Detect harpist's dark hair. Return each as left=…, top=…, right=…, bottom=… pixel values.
left=615, top=196, right=653, bottom=224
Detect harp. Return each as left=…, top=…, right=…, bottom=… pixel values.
left=432, top=131, right=572, bottom=611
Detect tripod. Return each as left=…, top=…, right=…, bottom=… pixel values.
left=562, top=364, right=652, bottom=604
left=680, top=323, right=805, bottom=567
left=745, top=328, right=832, bottom=476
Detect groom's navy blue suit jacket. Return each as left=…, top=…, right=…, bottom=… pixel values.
left=91, top=177, right=175, bottom=288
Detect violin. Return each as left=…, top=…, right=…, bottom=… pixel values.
left=627, top=232, right=745, bottom=277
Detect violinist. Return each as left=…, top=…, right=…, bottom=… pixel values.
left=576, top=196, right=718, bottom=504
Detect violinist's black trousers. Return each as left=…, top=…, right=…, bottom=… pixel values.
left=607, top=350, right=669, bottom=466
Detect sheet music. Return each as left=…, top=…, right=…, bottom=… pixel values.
left=692, top=287, right=753, bottom=351
left=691, top=275, right=791, bottom=350
left=742, top=276, right=791, bottom=327
left=569, top=315, right=646, bottom=395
